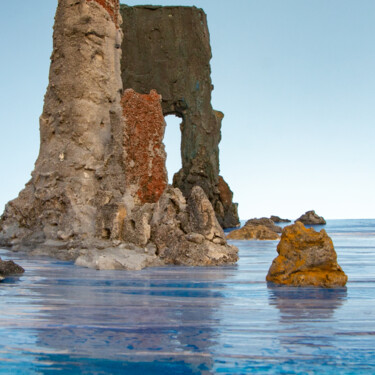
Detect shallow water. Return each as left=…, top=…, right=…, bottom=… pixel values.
left=1, top=219, right=375, bottom=374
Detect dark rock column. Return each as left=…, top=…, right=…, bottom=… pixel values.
left=120, top=5, right=239, bottom=228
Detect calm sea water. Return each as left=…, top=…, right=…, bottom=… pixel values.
left=1, top=219, right=374, bottom=374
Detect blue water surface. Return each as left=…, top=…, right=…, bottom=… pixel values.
left=1, top=219, right=375, bottom=374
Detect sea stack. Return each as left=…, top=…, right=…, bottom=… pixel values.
left=120, top=5, right=239, bottom=228
left=0, top=0, right=238, bottom=270
left=266, top=222, right=347, bottom=287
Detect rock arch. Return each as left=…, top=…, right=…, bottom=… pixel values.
left=120, top=5, right=239, bottom=228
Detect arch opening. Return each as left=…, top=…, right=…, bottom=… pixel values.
left=164, top=114, right=182, bottom=184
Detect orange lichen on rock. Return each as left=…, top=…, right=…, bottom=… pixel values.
left=87, top=0, right=120, bottom=27
left=266, top=221, right=347, bottom=287
left=121, top=89, right=168, bottom=204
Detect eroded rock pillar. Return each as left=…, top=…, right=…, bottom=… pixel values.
left=0, top=0, right=124, bottom=246
left=120, top=5, right=240, bottom=228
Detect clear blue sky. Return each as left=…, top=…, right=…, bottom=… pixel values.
left=0, top=0, right=374, bottom=220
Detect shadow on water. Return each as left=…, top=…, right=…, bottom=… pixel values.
left=267, top=284, right=348, bottom=321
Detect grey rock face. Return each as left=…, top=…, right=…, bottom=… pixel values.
left=296, top=210, right=326, bottom=225
left=120, top=5, right=239, bottom=228
left=151, top=186, right=238, bottom=266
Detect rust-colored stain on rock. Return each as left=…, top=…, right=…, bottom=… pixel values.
left=121, top=89, right=168, bottom=204
left=266, top=221, right=348, bottom=287
left=87, top=0, right=120, bottom=27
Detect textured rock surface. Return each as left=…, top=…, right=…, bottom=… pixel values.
left=150, top=186, right=238, bottom=266
left=0, top=0, right=125, bottom=247
left=270, top=215, right=291, bottom=223
left=0, top=1, right=239, bottom=270
left=121, top=89, right=167, bottom=204
left=226, top=217, right=282, bottom=241
left=120, top=5, right=239, bottom=228
left=227, top=224, right=280, bottom=241
left=0, top=258, right=25, bottom=281
left=245, top=218, right=282, bottom=233
left=266, top=222, right=347, bottom=287
left=296, top=210, right=326, bottom=225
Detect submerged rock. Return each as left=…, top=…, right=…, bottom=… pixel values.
left=227, top=224, right=280, bottom=241
left=266, top=222, right=347, bottom=287
left=296, top=210, right=326, bottom=225
left=0, top=258, right=25, bottom=281
left=270, top=215, right=291, bottom=223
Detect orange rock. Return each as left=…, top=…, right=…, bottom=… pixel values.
left=121, top=89, right=168, bottom=204
left=266, top=221, right=347, bottom=287
left=227, top=224, right=280, bottom=241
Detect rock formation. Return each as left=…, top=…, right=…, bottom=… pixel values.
left=270, top=215, right=291, bottom=223
left=0, top=258, right=25, bottom=281
left=266, top=222, right=347, bottom=287
left=245, top=218, right=282, bottom=233
left=227, top=217, right=281, bottom=240
left=121, top=89, right=168, bottom=204
left=227, top=224, right=280, bottom=241
left=0, top=0, right=238, bottom=270
left=296, top=210, right=326, bottom=225
left=120, top=5, right=239, bottom=228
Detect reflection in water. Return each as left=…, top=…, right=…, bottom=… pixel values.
left=268, top=285, right=348, bottom=321
left=26, top=262, right=230, bottom=374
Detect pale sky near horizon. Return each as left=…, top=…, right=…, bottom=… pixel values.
left=0, top=0, right=374, bottom=221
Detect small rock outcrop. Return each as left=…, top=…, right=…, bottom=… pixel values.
left=0, top=258, right=25, bottom=281
left=227, top=224, right=280, bottom=241
left=296, top=210, right=326, bottom=225
left=245, top=218, right=282, bottom=233
left=120, top=5, right=239, bottom=228
left=227, top=217, right=281, bottom=240
left=270, top=215, right=291, bottom=223
left=266, top=222, right=347, bottom=287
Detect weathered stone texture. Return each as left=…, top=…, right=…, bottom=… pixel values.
left=87, top=0, right=120, bottom=27
left=121, top=89, right=168, bottom=204
left=227, top=217, right=282, bottom=241
left=0, top=0, right=124, bottom=246
left=227, top=225, right=280, bottom=241
left=150, top=186, right=238, bottom=266
left=120, top=5, right=239, bottom=228
left=0, top=1, right=239, bottom=270
left=266, top=222, right=347, bottom=287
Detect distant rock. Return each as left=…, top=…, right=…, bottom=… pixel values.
left=245, top=218, right=282, bottom=233
left=270, top=215, right=291, bottom=223
left=0, top=257, right=25, bottom=281
left=296, top=210, right=326, bottom=225
left=227, top=224, right=280, bottom=241
left=266, top=222, right=347, bottom=287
